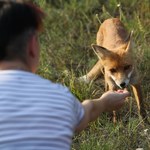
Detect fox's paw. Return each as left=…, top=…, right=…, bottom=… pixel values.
left=78, top=75, right=91, bottom=84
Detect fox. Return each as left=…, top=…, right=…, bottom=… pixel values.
left=80, top=18, right=147, bottom=122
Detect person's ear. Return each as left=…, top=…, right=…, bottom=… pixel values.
left=28, top=34, right=37, bottom=58
left=27, top=34, right=39, bottom=73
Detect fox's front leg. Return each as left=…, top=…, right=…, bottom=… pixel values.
left=79, top=60, right=103, bottom=83
left=105, top=75, right=118, bottom=123
left=131, top=84, right=148, bottom=123
left=86, top=60, right=103, bottom=81
left=105, top=75, right=117, bottom=91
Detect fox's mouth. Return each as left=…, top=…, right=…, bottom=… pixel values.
left=110, top=75, right=129, bottom=89
left=115, top=80, right=130, bottom=89
left=118, top=82, right=127, bottom=89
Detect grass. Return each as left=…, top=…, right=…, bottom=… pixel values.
left=34, top=0, right=150, bottom=149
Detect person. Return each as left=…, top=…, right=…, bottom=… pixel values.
left=0, top=1, right=130, bottom=150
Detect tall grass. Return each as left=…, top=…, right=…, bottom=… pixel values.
left=34, top=0, right=150, bottom=149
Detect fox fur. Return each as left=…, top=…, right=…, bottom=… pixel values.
left=80, top=18, right=147, bottom=122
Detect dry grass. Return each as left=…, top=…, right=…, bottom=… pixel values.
left=34, top=0, right=150, bottom=149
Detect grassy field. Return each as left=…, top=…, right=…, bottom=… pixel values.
left=34, top=0, right=150, bottom=149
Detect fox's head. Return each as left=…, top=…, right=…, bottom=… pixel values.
left=92, top=33, right=134, bottom=89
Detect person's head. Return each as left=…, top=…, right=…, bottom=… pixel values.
left=0, top=1, right=44, bottom=72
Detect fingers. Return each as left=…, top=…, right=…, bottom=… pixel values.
left=99, top=90, right=130, bottom=112
left=116, top=90, right=130, bottom=97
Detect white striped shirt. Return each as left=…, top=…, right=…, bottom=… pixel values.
left=0, top=70, right=84, bottom=150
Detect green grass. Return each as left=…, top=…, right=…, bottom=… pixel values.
left=34, top=0, right=150, bottom=149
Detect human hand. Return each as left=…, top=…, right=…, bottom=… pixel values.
left=99, top=90, right=130, bottom=112
left=77, top=90, right=129, bottom=132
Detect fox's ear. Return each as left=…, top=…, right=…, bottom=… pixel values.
left=125, top=30, right=133, bottom=52
left=91, top=44, right=112, bottom=59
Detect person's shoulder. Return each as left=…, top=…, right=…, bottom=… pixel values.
left=46, top=80, right=70, bottom=94
left=23, top=71, right=76, bottom=100
left=33, top=73, right=70, bottom=93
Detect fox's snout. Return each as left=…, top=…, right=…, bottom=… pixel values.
left=119, top=82, right=126, bottom=89
left=110, top=74, right=130, bottom=89
left=110, top=69, right=133, bottom=89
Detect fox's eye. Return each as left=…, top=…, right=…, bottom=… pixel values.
left=110, top=68, right=117, bottom=73
left=124, top=65, right=131, bottom=70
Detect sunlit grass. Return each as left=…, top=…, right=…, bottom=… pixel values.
left=34, top=0, right=150, bottom=149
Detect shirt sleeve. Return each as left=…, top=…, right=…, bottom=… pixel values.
left=58, top=84, right=85, bottom=128
left=73, top=96, right=85, bottom=126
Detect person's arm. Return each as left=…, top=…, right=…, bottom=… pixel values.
left=75, top=90, right=130, bottom=132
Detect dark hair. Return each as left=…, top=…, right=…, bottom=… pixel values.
left=0, top=1, right=45, bottom=61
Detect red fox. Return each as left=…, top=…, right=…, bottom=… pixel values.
left=80, top=18, right=147, bottom=122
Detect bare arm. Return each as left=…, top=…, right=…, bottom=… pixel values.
left=75, top=90, right=130, bottom=132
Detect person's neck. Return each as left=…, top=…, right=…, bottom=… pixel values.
left=0, top=60, right=30, bottom=72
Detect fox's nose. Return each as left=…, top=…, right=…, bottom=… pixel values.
left=120, top=82, right=126, bottom=89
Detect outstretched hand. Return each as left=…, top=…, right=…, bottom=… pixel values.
left=77, top=90, right=130, bottom=132
left=99, top=90, right=130, bottom=112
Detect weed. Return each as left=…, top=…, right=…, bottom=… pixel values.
left=34, top=0, right=150, bottom=149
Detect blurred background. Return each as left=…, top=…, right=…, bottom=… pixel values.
left=33, top=0, right=150, bottom=149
